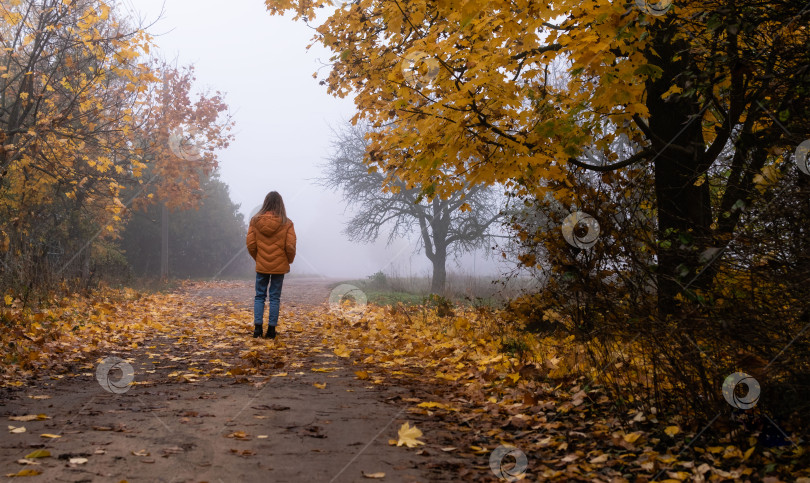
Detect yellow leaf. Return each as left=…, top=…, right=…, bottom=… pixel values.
left=658, top=454, right=678, bottom=464
left=39, top=433, right=61, bottom=438
left=4, top=295, right=12, bottom=305
left=664, top=425, right=680, bottom=437
left=362, top=471, right=386, bottom=478
left=334, top=345, right=351, bottom=357
left=9, top=414, right=49, bottom=422
left=314, top=383, right=327, bottom=389
left=354, top=371, right=370, bottom=380
left=312, top=367, right=337, bottom=373
left=396, top=422, right=424, bottom=448
left=6, top=468, right=41, bottom=477
left=742, top=446, right=755, bottom=461
left=8, top=426, right=26, bottom=433
left=417, top=401, right=442, bottom=408
left=24, top=450, right=50, bottom=459
left=623, top=431, right=642, bottom=443
left=706, top=446, right=724, bottom=453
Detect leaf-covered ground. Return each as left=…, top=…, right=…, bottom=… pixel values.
left=1, top=280, right=807, bottom=482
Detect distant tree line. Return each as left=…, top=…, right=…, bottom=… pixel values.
left=120, top=173, right=254, bottom=280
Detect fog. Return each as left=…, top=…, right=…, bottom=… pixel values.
left=134, top=0, right=502, bottom=279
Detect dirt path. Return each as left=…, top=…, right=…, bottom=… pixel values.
left=186, top=277, right=338, bottom=308
left=0, top=279, right=463, bottom=482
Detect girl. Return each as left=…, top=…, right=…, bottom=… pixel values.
left=246, top=191, right=296, bottom=339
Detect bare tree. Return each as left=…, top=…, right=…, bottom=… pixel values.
left=321, top=123, right=502, bottom=293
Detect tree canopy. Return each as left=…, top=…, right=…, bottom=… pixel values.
left=267, top=0, right=810, bottom=313
left=0, top=0, right=234, bottom=290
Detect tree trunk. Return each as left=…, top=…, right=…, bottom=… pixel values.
left=646, top=35, right=714, bottom=320
left=430, top=248, right=447, bottom=295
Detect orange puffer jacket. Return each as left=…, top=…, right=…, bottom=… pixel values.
left=246, top=213, right=297, bottom=274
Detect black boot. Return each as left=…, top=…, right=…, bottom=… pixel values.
left=265, top=325, right=276, bottom=339
left=252, top=325, right=263, bottom=338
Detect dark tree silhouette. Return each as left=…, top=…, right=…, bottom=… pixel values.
left=322, top=123, right=501, bottom=293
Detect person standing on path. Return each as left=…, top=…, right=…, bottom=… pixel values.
left=246, top=191, right=296, bottom=339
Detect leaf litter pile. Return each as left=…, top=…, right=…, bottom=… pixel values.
left=1, top=281, right=807, bottom=481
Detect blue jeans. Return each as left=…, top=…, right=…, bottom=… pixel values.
left=254, top=273, right=284, bottom=327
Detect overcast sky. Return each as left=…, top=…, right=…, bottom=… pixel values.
left=133, top=0, right=502, bottom=279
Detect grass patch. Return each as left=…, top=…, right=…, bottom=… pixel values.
left=363, top=290, right=426, bottom=306
left=332, top=271, right=512, bottom=309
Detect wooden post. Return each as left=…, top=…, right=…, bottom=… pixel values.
left=161, top=203, right=168, bottom=279
left=160, top=69, right=169, bottom=280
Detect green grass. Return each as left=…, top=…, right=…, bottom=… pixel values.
left=330, top=277, right=505, bottom=309
left=363, top=290, right=427, bottom=306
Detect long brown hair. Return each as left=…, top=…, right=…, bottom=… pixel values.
left=255, top=191, right=288, bottom=224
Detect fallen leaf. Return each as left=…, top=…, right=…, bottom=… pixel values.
left=69, top=457, right=88, bottom=465
left=40, top=433, right=61, bottom=439
left=362, top=471, right=386, bottom=478
left=131, top=450, right=150, bottom=456
left=664, top=426, right=680, bottom=437
left=16, top=460, right=39, bottom=465
left=24, top=450, right=50, bottom=459
left=623, top=431, right=642, bottom=444
left=314, top=383, right=327, bottom=389
left=225, top=431, right=249, bottom=440
left=8, top=426, right=26, bottom=433
left=9, top=414, right=49, bottom=422
left=5, top=469, right=41, bottom=477
left=354, top=371, right=370, bottom=380
left=396, top=422, right=424, bottom=448
left=743, top=446, right=755, bottom=461
left=334, top=345, right=351, bottom=357
left=257, top=435, right=268, bottom=439
left=589, top=453, right=609, bottom=464
left=27, top=395, right=51, bottom=400
left=160, top=446, right=184, bottom=456
left=251, top=404, right=290, bottom=411
left=417, top=401, right=442, bottom=408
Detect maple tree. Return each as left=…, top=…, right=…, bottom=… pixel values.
left=135, top=63, right=233, bottom=212
left=267, top=0, right=810, bottom=441
left=265, top=0, right=809, bottom=315
left=0, top=0, right=233, bottom=291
